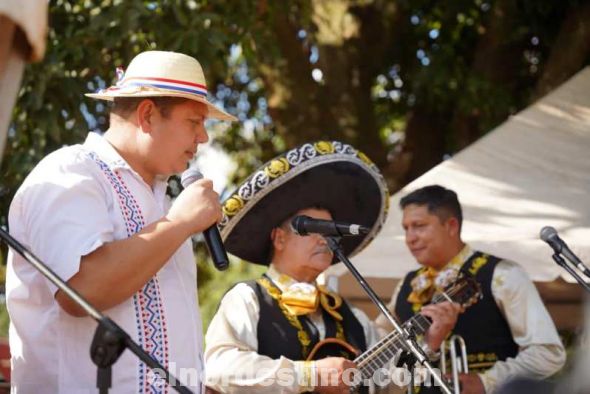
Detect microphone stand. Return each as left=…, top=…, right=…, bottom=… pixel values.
left=0, top=227, right=193, bottom=394
left=324, top=236, right=452, bottom=394
left=551, top=252, right=590, bottom=293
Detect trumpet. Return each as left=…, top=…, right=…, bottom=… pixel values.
left=441, top=335, right=469, bottom=394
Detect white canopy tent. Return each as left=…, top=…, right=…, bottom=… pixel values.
left=328, top=67, right=590, bottom=284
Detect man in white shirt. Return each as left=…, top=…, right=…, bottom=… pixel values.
left=204, top=142, right=461, bottom=393
left=376, top=185, right=566, bottom=394
left=6, top=50, right=236, bottom=393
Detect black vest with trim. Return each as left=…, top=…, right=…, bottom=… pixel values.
left=395, top=251, right=518, bottom=392
left=244, top=278, right=368, bottom=361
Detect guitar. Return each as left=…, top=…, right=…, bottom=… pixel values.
left=306, top=273, right=482, bottom=390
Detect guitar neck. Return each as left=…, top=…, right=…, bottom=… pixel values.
left=354, top=289, right=457, bottom=379
left=354, top=313, right=431, bottom=378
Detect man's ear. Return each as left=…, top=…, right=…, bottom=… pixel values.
left=271, top=227, right=286, bottom=252
left=135, top=99, right=157, bottom=133
left=446, top=216, right=460, bottom=238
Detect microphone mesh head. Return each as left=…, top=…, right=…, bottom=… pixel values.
left=180, top=167, right=203, bottom=188
left=540, top=226, right=557, bottom=242
left=290, top=215, right=307, bottom=235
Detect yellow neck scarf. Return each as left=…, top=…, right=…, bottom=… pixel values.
left=407, top=245, right=472, bottom=304
left=279, top=282, right=344, bottom=321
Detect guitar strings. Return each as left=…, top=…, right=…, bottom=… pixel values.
left=354, top=284, right=470, bottom=377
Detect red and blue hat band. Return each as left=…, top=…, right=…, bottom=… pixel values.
left=104, top=76, right=208, bottom=97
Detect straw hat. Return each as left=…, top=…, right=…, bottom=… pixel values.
left=219, top=140, right=390, bottom=265
left=85, top=50, right=237, bottom=121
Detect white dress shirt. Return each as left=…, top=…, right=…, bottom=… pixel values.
left=205, top=265, right=380, bottom=393
left=7, top=132, right=204, bottom=393
left=375, top=245, right=566, bottom=393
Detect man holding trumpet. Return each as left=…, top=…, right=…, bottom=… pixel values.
left=376, top=185, right=565, bottom=393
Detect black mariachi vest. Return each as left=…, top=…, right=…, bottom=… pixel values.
left=244, top=276, right=367, bottom=361
left=395, top=251, right=519, bottom=393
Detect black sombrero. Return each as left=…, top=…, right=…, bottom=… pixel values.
left=219, top=141, right=389, bottom=265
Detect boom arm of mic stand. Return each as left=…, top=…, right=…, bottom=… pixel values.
left=552, top=252, right=590, bottom=293
left=323, top=236, right=452, bottom=394
left=0, top=227, right=193, bottom=394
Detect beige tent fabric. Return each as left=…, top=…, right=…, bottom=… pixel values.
left=0, top=0, right=47, bottom=62
left=329, top=67, right=590, bottom=282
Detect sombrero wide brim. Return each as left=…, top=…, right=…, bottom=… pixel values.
left=219, top=141, right=389, bottom=265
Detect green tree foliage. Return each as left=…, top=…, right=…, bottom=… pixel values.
left=3, top=1, right=590, bottom=218
left=1, top=0, right=589, bottom=332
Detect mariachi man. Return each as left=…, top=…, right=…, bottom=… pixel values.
left=377, top=185, right=566, bottom=394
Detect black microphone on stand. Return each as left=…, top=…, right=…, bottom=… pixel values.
left=540, top=226, right=590, bottom=277
left=291, top=215, right=369, bottom=237
left=181, top=167, right=229, bottom=271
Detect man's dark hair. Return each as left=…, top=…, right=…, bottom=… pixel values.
left=400, top=185, right=463, bottom=230
left=110, top=96, right=191, bottom=119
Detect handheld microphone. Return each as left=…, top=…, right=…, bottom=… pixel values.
left=181, top=167, right=229, bottom=271
left=540, top=226, right=589, bottom=276
left=291, top=215, right=369, bottom=237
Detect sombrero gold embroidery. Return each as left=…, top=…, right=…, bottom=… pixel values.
left=264, top=158, right=290, bottom=179
left=314, top=141, right=335, bottom=155
left=357, top=151, right=374, bottom=166
left=222, top=196, right=244, bottom=217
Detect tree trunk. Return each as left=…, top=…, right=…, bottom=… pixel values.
left=533, top=1, right=590, bottom=100
left=398, top=106, right=448, bottom=185
left=452, top=0, right=523, bottom=150
left=254, top=1, right=405, bottom=169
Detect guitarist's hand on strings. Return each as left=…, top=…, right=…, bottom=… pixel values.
left=314, top=357, right=357, bottom=394
left=421, top=301, right=463, bottom=351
